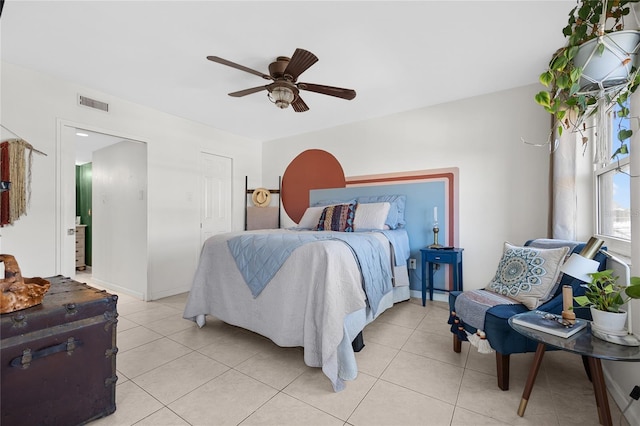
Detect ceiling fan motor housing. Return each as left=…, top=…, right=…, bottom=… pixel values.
left=269, top=56, right=291, bottom=80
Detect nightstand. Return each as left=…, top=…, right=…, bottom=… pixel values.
left=420, top=247, right=464, bottom=306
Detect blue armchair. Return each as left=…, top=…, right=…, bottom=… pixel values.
left=448, top=239, right=607, bottom=391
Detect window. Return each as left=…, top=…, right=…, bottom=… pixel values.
left=594, top=99, right=631, bottom=256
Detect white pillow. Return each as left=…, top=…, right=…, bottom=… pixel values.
left=354, top=202, right=391, bottom=230
left=297, top=206, right=325, bottom=229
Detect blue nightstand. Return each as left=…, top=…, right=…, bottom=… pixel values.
left=420, top=247, right=464, bottom=306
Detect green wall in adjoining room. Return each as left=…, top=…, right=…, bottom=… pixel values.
left=75, top=163, right=92, bottom=266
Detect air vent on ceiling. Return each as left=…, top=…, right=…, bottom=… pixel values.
left=78, top=95, right=109, bottom=112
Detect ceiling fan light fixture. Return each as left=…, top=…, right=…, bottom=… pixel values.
left=208, top=49, right=356, bottom=112
left=269, top=86, right=295, bottom=109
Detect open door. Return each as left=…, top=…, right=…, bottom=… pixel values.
left=58, top=124, right=77, bottom=278
left=92, top=139, right=147, bottom=298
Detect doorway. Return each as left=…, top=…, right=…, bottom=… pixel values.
left=59, top=123, right=148, bottom=299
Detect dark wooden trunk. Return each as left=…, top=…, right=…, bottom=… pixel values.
left=1, top=276, right=118, bottom=426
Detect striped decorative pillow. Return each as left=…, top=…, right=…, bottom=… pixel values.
left=316, top=203, right=356, bottom=232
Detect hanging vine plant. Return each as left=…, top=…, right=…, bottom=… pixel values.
left=535, top=0, right=640, bottom=158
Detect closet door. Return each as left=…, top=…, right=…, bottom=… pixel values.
left=200, top=152, right=232, bottom=247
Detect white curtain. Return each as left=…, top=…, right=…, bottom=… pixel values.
left=552, top=111, right=601, bottom=240
left=551, top=119, right=579, bottom=240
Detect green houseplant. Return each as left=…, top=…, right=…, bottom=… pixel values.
left=535, top=0, right=640, bottom=158
left=574, top=269, right=640, bottom=331
left=574, top=269, right=640, bottom=312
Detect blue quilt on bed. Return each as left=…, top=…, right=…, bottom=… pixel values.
left=227, top=232, right=392, bottom=315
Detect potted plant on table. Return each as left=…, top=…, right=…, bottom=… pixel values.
left=574, top=269, right=640, bottom=332
left=535, top=0, right=640, bottom=159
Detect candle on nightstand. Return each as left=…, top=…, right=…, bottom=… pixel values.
left=434, top=206, right=438, bottom=223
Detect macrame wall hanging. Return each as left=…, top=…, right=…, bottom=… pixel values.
left=0, top=125, right=47, bottom=227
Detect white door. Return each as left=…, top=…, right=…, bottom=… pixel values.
left=92, top=140, right=147, bottom=297
left=201, top=153, right=232, bottom=247
left=59, top=124, right=78, bottom=278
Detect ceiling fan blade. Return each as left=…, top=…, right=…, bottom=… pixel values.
left=283, top=49, right=318, bottom=81
left=207, top=56, right=272, bottom=80
left=297, top=83, right=356, bottom=100
left=228, top=86, right=268, bottom=97
left=291, top=96, right=309, bottom=113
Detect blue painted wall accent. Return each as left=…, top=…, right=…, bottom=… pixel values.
left=310, top=182, right=447, bottom=292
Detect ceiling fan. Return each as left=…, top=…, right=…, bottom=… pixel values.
left=207, top=48, right=356, bottom=112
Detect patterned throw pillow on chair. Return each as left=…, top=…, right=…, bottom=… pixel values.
left=485, top=242, right=570, bottom=309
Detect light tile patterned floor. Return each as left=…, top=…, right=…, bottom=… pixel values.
left=80, top=271, right=630, bottom=426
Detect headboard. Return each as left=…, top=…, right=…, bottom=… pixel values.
left=310, top=170, right=458, bottom=294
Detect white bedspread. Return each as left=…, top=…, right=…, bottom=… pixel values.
left=183, top=229, right=401, bottom=391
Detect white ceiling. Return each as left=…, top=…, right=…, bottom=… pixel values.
left=1, top=1, right=575, bottom=142
left=74, top=129, right=128, bottom=165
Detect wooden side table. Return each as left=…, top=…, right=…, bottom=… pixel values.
left=509, top=314, right=640, bottom=426
left=420, top=247, right=464, bottom=306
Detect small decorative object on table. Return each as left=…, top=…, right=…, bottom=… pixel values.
left=561, top=285, right=576, bottom=325
left=428, top=206, right=442, bottom=248
left=590, top=325, right=640, bottom=346
left=0, top=254, right=50, bottom=314
left=428, top=222, right=443, bottom=249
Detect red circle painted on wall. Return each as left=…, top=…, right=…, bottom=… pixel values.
left=281, top=149, right=346, bottom=223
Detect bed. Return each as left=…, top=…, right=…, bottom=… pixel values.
left=183, top=199, right=410, bottom=391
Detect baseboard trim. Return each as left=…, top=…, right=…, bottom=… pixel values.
left=409, top=289, right=449, bottom=303
left=148, top=286, right=192, bottom=301
left=90, top=277, right=146, bottom=301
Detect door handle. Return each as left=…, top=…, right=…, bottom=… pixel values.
left=67, top=228, right=75, bottom=235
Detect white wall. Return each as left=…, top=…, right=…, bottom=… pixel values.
left=92, top=140, right=147, bottom=299
left=263, top=84, right=553, bottom=290
left=0, top=61, right=262, bottom=299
